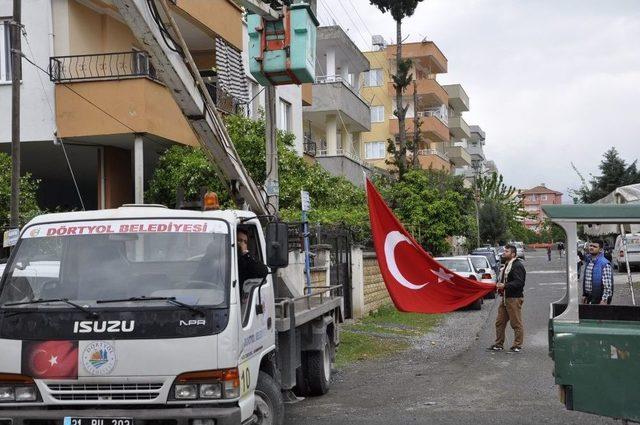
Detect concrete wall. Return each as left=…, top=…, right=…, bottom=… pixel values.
left=0, top=0, right=56, bottom=144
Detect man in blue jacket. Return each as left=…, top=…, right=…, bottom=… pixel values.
left=582, top=240, right=614, bottom=305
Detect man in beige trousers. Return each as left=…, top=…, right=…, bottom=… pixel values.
left=488, top=244, right=526, bottom=353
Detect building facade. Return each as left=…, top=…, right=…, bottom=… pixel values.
left=302, top=25, right=373, bottom=186
left=520, top=184, right=563, bottom=230
left=359, top=39, right=476, bottom=176
left=0, top=0, right=248, bottom=211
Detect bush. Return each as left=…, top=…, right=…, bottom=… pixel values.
left=0, top=152, right=41, bottom=229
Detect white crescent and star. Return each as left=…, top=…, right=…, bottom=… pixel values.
left=384, top=231, right=455, bottom=290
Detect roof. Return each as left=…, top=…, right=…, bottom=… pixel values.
left=595, top=183, right=640, bottom=205
left=520, top=185, right=562, bottom=195
left=542, top=204, right=640, bottom=222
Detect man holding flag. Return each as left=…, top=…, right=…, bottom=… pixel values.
left=489, top=244, right=526, bottom=353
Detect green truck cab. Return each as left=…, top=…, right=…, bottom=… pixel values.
left=544, top=205, right=640, bottom=422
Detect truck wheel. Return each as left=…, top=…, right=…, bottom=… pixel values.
left=254, top=371, right=284, bottom=425
left=304, top=339, right=333, bottom=396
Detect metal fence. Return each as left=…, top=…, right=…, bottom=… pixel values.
left=49, top=51, right=157, bottom=83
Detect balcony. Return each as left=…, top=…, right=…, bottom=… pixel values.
left=443, top=84, right=470, bottom=112
left=386, top=42, right=447, bottom=74
left=389, top=113, right=450, bottom=143
left=171, top=0, right=243, bottom=51
left=303, top=76, right=371, bottom=132
left=466, top=143, right=486, bottom=161
left=445, top=145, right=472, bottom=167
left=50, top=51, right=198, bottom=145
left=448, top=116, right=471, bottom=139
left=388, top=78, right=448, bottom=108
left=303, top=136, right=316, bottom=157
left=416, top=149, right=451, bottom=172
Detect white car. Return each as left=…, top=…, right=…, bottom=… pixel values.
left=612, top=234, right=640, bottom=272
left=434, top=256, right=485, bottom=309
left=468, top=255, right=497, bottom=299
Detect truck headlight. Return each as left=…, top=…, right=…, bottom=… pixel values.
left=174, top=384, right=198, bottom=400
left=0, top=387, right=14, bottom=402
left=0, top=374, right=40, bottom=403
left=171, top=369, right=240, bottom=400
left=15, top=386, right=38, bottom=402
left=199, top=383, right=222, bottom=399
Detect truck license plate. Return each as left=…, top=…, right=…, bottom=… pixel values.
left=64, top=418, right=133, bottom=425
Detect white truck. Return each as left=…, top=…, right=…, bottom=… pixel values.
left=0, top=1, right=341, bottom=424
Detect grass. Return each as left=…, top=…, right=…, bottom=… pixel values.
left=336, top=305, right=442, bottom=368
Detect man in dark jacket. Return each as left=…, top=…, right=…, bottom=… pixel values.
left=237, top=229, right=268, bottom=291
left=488, top=244, right=526, bottom=352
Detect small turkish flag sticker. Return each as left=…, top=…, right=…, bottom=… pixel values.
left=22, top=341, right=79, bottom=379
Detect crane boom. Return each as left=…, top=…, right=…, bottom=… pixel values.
left=111, top=0, right=269, bottom=216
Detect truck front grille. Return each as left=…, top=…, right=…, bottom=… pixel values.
left=45, top=383, right=163, bottom=401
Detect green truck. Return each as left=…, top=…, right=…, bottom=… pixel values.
left=544, top=205, right=640, bottom=423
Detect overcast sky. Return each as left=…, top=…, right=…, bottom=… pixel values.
left=316, top=0, right=640, bottom=202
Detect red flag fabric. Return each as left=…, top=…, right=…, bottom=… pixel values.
left=22, top=341, right=78, bottom=379
left=366, top=178, right=496, bottom=313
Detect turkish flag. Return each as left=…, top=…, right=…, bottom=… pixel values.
left=22, top=341, right=78, bottom=379
left=366, top=179, right=496, bottom=313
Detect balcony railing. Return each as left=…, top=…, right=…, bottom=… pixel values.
left=315, top=75, right=369, bottom=106
left=417, top=148, right=449, bottom=162
left=49, top=51, right=158, bottom=82
left=416, top=109, right=448, bottom=126
left=303, top=136, right=316, bottom=157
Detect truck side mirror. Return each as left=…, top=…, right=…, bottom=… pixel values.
left=266, top=222, right=289, bottom=269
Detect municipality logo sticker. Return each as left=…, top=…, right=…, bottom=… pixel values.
left=82, top=342, right=116, bottom=376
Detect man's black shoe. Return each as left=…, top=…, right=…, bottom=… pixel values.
left=487, top=345, right=504, bottom=351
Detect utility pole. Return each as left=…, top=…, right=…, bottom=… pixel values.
left=264, top=85, right=279, bottom=214
left=9, top=0, right=22, bottom=229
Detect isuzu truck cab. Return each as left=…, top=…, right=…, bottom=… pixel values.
left=0, top=206, right=341, bottom=425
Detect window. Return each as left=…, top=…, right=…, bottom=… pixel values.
left=278, top=99, right=291, bottom=132
left=370, top=106, right=385, bottom=123
left=0, top=19, right=13, bottom=82
left=365, top=141, right=386, bottom=159
left=540, top=194, right=548, bottom=201
left=363, top=68, right=383, bottom=87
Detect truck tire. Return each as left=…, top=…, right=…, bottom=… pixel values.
left=254, top=371, right=284, bottom=425
left=303, top=339, right=333, bottom=396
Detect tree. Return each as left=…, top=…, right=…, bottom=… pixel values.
left=479, top=200, right=508, bottom=245
left=369, top=0, right=424, bottom=179
left=146, top=114, right=370, bottom=240
left=475, top=172, right=529, bottom=242
left=576, top=147, right=640, bottom=203
left=377, top=169, right=474, bottom=255
left=0, top=152, right=41, bottom=229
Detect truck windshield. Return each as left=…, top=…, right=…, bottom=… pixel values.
left=0, top=219, right=230, bottom=309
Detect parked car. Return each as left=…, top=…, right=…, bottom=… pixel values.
left=468, top=255, right=497, bottom=299
left=613, top=233, right=640, bottom=272
left=470, top=249, right=500, bottom=275
left=511, top=241, right=525, bottom=260
left=434, top=256, right=484, bottom=310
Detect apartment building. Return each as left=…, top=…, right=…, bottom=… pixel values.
left=0, top=0, right=248, bottom=210
left=302, top=25, right=372, bottom=186
left=361, top=39, right=455, bottom=173
left=520, top=184, right=563, bottom=231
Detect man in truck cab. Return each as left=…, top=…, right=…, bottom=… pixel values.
left=237, top=229, right=268, bottom=292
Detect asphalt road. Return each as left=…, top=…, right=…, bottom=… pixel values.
left=285, top=251, right=620, bottom=424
